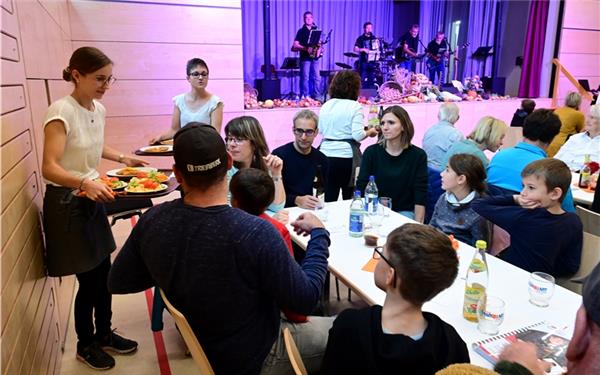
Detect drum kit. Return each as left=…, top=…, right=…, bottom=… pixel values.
left=335, top=38, right=399, bottom=84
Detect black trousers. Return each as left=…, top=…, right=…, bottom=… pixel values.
left=75, top=257, right=112, bottom=346
left=324, top=157, right=355, bottom=202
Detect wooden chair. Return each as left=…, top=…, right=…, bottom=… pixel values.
left=159, top=289, right=215, bottom=375
left=283, top=327, right=308, bottom=375
left=557, top=206, right=600, bottom=294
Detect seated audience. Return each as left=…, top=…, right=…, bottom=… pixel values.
left=473, top=158, right=583, bottom=277
left=487, top=109, right=576, bottom=212
left=150, top=57, right=223, bottom=144
left=108, top=124, right=332, bottom=374
left=423, top=103, right=464, bottom=170
left=224, top=116, right=285, bottom=214
left=321, top=224, right=470, bottom=373
left=429, top=154, right=489, bottom=246
left=547, top=92, right=585, bottom=157
left=442, top=116, right=507, bottom=169
left=510, top=99, right=536, bottom=127
left=356, top=105, right=428, bottom=222
left=496, top=261, right=600, bottom=375
left=555, top=103, right=600, bottom=170
left=272, top=109, right=329, bottom=209
left=230, top=167, right=312, bottom=324
left=318, top=70, right=378, bottom=202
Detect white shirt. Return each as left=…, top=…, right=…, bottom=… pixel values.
left=173, top=93, right=222, bottom=128
left=318, top=98, right=366, bottom=158
left=554, top=131, right=600, bottom=170
left=43, top=95, right=105, bottom=186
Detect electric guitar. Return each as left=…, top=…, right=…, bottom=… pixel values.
left=426, top=42, right=470, bottom=69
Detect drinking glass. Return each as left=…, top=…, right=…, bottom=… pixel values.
left=314, top=196, right=328, bottom=221
left=379, top=197, right=392, bottom=217
left=477, top=295, right=505, bottom=335
left=528, top=272, right=555, bottom=307
left=368, top=204, right=384, bottom=234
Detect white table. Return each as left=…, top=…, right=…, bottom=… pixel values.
left=287, top=200, right=582, bottom=368
left=571, top=173, right=595, bottom=205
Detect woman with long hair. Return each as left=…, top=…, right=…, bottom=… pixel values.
left=42, top=47, right=144, bottom=370
left=224, top=116, right=285, bottom=213
left=150, top=57, right=223, bottom=143
left=356, top=105, right=428, bottom=222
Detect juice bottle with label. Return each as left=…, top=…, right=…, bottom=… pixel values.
left=463, top=240, right=489, bottom=322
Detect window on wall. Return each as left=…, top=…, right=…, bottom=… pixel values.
left=448, top=20, right=461, bottom=82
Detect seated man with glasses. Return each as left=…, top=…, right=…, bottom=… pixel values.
left=273, top=109, right=329, bottom=208
left=322, top=224, right=469, bottom=373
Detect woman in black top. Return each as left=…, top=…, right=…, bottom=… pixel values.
left=356, top=105, right=428, bottom=222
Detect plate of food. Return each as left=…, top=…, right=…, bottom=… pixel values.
left=107, top=166, right=158, bottom=178
left=139, top=145, right=173, bottom=153
left=125, top=177, right=168, bottom=194
left=96, top=176, right=127, bottom=190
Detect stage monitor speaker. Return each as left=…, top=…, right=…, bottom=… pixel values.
left=255, top=78, right=281, bottom=101
left=482, top=77, right=506, bottom=95
left=440, top=83, right=459, bottom=94
left=360, top=88, right=378, bottom=98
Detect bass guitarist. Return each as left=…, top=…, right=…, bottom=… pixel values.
left=292, top=11, right=321, bottom=99
left=426, top=31, right=449, bottom=86
left=397, top=24, right=422, bottom=73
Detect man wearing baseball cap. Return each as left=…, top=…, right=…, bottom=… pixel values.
left=109, top=123, right=332, bottom=374
left=496, top=263, right=600, bottom=374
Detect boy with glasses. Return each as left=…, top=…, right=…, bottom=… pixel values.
left=322, top=224, right=469, bottom=373
left=273, top=109, right=329, bottom=208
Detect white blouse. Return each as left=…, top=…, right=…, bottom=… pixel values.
left=174, top=93, right=222, bottom=128
left=318, top=98, right=367, bottom=158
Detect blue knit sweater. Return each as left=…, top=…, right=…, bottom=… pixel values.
left=429, top=192, right=489, bottom=246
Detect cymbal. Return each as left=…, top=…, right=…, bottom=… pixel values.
left=335, top=62, right=353, bottom=70
left=343, top=52, right=359, bottom=58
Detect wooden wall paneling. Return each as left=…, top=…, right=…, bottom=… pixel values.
left=0, top=152, right=37, bottom=212
left=27, top=283, right=55, bottom=375
left=47, top=321, right=61, bottom=375
left=15, top=0, right=72, bottom=79
left=38, top=295, right=57, bottom=375
left=26, top=79, right=50, bottom=170
left=560, top=29, right=600, bottom=54
left=0, top=215, right=43, bottom=370
left=71, top=41, right=244, bottom=80
left=116, top=0, right=241, bottom=7
left=1, top=108, right=31, bottom=146
left=18, top=277, right=50, bottom=375
left=69, top=1, right=242, bottom=44
left=1, top=129, right=32, bottom=177
left=60, top=79, right=245, bottom=116
left=1, top=85, right=26, bottom=115
left=563, top=0, right=600, bottom=30
left=558, top=53, right=600, bottom=76
left=38, top=0, right=71, bottom=37
left=1, top=0, right=13, bottom=14
left=54, top=274, right=75, bottom=351
left=1, top=173, right=38, bottom=249
left=1, top=31, right=19, bottom=61
left=1, top=57, right=26, bottom=86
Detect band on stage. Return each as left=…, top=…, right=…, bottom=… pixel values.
left=291, top=11, right=461, bottom=97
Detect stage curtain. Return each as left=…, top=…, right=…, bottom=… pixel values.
left=242, top=0, right=394, bottom=96
left=464, top=0, right=498, bottom=80
left=518, top=0, right=549, bottom=98
left=418, top=0, right=447, bottom=50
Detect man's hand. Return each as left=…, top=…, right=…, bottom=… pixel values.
left=513, top=194, right=541, bottom=209
left=295, top=195, right=321, bottom=209
left=291, top=212, right=324, bottom=236
left=499, top=341, right=552, bottom=375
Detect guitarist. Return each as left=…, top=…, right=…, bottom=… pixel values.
left=398, top=24, right=421, bottom=72
left=426, top=31, right=449, bottom=86
left=354, top=22, right=378, bottom=88
left=293, top=11, right=321, bottom=99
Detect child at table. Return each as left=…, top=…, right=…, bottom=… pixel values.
left=429, top=154, right=490, bottom=246
left=472, top=158, right=583, bottom=277
left=230, top=167, right=307, bottom=323
left=321, top=224, right=470, bottom=373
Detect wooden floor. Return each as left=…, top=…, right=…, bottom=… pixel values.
left=59, top=191, right=366, bottom=374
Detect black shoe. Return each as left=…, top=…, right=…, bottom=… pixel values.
left=97, top=330, right=138, bottom=354
left=76, top=342, right=115, bottom=370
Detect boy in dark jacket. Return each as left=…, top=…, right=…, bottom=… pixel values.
left=321, top=224, right=469, bottom=374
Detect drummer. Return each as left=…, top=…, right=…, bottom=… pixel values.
left=354, top=22, right=380, bottom=89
